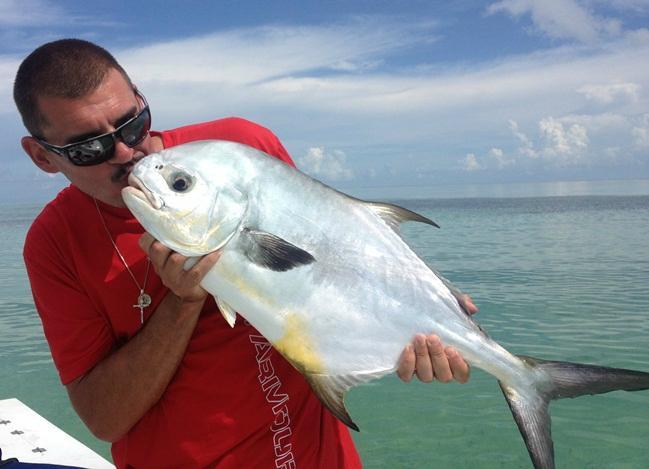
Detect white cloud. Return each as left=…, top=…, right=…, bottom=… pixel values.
left=509, top=120, right=537, bottom=158
left=329, top=59, right=384, bottom=72
left=588, top=0, right=649, bottom=13
left=461, top=148, right=515, bottom=171
left=489, top=147, right=516, bottom=168
left=507, top=117, right=590, bottom=164
left=0, top=0, right=122, bottom=29
left=77, top=14, right=648, bottom=141
left=539, top=117, right=589, bottom=162
left=0, top=0, right=64, bottom=26
left=555, top=112, right=629, bottom=130
left=298, top=147, right=354, bottom=181
left=0, top=59, right=19, bottom=112
left=577, top=82, right=640, bottom=104
left=503, top=112, right=649, bottom=169
left=119, top=19, right=433, bottom=86
left=487, top=0, right=622, bottom=43
left=462, top=153, right=482, bottom=171
left=247, top=35, right=649, bottom=120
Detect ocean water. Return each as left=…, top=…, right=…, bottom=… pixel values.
left=1, top=180, right=648, bottom=468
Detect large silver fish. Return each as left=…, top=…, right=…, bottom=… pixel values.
left=122, top=140, right=649, bottom=469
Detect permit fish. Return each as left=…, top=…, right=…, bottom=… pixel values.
left=122, top=140, right=649, bottom=469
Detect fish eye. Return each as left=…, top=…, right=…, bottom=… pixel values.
left=169, top=171, right=193, bottom=192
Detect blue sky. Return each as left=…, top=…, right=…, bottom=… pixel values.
left=1, top=0, right=648, bottom=203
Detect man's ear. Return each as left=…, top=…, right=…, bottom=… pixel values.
left=21, top=136, right=61, bottom=174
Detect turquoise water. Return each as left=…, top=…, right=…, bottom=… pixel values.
left=1, top=181, right=649, bottom=468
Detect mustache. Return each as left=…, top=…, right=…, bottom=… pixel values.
left=111, top=155, right=145, bottom=183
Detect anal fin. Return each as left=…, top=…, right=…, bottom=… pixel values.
left=304, top=370, right=390, bottom=432
left=215, top=296, right=237, bottom=327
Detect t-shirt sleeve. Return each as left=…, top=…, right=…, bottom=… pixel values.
left=154, top=117, right=296, bottom=168
left=24, top=216, right=114, bottom=385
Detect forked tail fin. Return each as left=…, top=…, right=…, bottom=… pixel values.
left=499, top=356, right=649, bottom=469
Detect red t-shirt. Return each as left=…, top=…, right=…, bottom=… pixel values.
left=24, top=117, right=362, bottom=468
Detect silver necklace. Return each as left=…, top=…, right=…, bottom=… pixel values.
left=94, top=198, right=152, bottom=324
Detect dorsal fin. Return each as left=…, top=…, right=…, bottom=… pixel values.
left=365, top=201, right=439, bottom=233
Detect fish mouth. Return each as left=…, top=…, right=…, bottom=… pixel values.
left=124, top=173, right=164, bottom=210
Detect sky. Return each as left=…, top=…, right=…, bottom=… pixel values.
left=1, top=0, right=648, bottom=203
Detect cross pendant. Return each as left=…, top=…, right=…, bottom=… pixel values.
left=133, top=291, right=152, bottom=324
left=132, top=302, right=145, bottom=324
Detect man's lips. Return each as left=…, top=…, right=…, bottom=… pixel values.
left=111, top=166, right=131, bottom=183
left=111, top=155, right=146, bottom=183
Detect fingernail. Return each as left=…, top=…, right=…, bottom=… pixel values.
left=426, top=336, right=439, bottom=346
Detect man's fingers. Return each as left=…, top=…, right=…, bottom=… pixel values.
left=446, top=347, right=470, bottom=383
left=138, top=232, right=155, bottom=254
left=165, top=253, right=182, bottom=276
left=458, top=294, right=479, bottom=315
left=141, top=236, right=172, bottom=269
left=396, top=344, right=416, bottom=382
left=413, top=334, right=434, bottom=382
left=186, top=251, right=222, bottom=285
left=427, top=335, right=453, bottom=383
left=195, top=250, right=222, bottom=273
left=398, top=334, right=471, bottom=384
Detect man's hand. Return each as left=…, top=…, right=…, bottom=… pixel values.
left=397, top=334, right=470, bottom=384
left=139, top=233, right=221, bottom=303
left=396, top=294, right=478, bottom=384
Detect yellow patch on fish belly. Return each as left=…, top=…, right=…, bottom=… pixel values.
left=273, top=313, right=325, bottom=374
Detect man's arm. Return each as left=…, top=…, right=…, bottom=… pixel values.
left=65, top=239, right=220, bottom=442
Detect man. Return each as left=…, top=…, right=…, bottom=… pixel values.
left=16, top=39, right=477, bottom=468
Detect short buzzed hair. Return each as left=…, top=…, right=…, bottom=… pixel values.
left=13, top=38, right=133, bottom=137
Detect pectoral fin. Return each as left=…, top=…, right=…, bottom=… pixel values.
left=304, top=370, right=389, bottom=432
left=241, top=228, right=316, bottom=272
left=215, top=296, right=237, bottom=327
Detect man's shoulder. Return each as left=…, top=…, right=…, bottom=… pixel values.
left=157, top=117, right=294, bottom=166
left=159, top=117, right=275, bottom=147
left=24, top=186, right=86, bottom=253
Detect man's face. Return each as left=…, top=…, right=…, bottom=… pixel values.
left=30, top=68, right=160, bottom=207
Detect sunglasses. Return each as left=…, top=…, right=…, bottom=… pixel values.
left=35, top=89, right=151, bottom=166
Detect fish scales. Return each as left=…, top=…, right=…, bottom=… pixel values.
left=203, top=143, right=483, bottom=375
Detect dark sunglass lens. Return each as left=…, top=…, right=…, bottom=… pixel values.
left=67, top=137, right=114, bottom=165
left=120, top=108, right=150, bottom=147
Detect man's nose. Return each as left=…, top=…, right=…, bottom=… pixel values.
left=110, top=140, right=136, bottom=164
